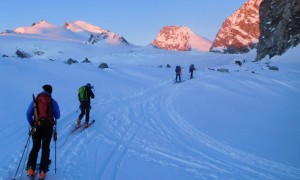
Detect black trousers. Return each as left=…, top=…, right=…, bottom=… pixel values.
left=78, top=101, right=91, bottom=123
left=190, top=71, right=194, bottom=79
left=27, top=125, right=53, bottom=172
left=175, top=73, right=181, bottom=82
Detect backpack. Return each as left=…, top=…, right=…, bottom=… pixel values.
left=35, top=93, right=53, bottom=127
left=175, top=66, right=181, bottom=73
left=78, top=86, right=89, bottom=101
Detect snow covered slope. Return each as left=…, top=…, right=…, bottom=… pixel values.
left=0, top=34, right=300, bottom=180
left=152, top=26, right=212, bottom=52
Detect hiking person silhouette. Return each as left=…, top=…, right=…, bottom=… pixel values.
left=189, top=64, right=196, bottom=79
left=77, top=83, right=95, bottom=128
left=26, top=84, right=60, bottom=179
left=175, top=66, right=182, bottom=82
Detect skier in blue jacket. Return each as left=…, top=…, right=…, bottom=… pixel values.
left=26, top=84, right=60, bottom=179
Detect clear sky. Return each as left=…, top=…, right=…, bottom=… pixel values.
left=1, top=0, right=246, bottom=46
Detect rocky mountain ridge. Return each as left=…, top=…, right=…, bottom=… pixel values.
left=210, top=0, right=262, bottom=54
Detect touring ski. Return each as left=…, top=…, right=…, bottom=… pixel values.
left=80, top=120, right=95, bottom=132
left=70, top=124, right=84, bottom=134
left=27, top=173, right=37, bottom=180
left=173, top=80, right=185, bottom=84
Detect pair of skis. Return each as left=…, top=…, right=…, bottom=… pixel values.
left=70, top=119, right=95, bottom=133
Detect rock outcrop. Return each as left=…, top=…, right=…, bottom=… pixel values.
left=256, top=0, right=300, bottom=60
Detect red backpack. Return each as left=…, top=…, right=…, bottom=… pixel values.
left=35, top=93, right=54, bottom=127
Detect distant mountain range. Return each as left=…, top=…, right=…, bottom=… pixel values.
left=1, top=20, right=129, bottom=46
left=1, top=0, right=299, bottom=59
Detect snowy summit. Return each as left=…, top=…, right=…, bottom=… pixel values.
left=2, top=20, right=129, bottom=45
left=152, top=26, right=212, bottom=52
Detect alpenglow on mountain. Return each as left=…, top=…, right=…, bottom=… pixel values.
left=1, top=20, right=129, bottom=45
left=152, top=26, right=212, bottom=52
left=210, top=0, right=262, bottom=54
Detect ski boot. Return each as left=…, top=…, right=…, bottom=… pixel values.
left=27, top=167, right=35, bottom=177
left=39, top=171, right=46, bottom=180
left=84, top=121, right=89, bottom=128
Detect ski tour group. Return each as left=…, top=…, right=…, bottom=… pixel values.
left=13, top=64, right=195, bottom=180
left=13, top=83, right=94, bottom=180
left=175, top=64, right=196, bottom=83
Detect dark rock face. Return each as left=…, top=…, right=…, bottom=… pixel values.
left=88, top=34, right=128, bottom=45
left=256, top=0, right=300, bottom=60
left=210, top=0, right=262, bottom=54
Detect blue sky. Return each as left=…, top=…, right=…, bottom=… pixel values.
left=1, top=0, right=246, bottom=45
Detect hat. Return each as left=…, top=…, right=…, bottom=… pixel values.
left=86, top=83, right=94, bottom=89
left=43, top=84, right=53, bottom=94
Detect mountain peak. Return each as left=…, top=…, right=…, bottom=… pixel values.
left=31, top=20, right=49, bottom=26
left=152, top=26, right=212, bottom=51
left=64, top=20, right=108, bottom=34
left=14, top=20, right=58, bottom=34
left=210, top=0, right=262, bottom=53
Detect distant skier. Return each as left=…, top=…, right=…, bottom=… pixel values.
left=26, top=84, right=60, bottom=179
left=77, top=83, right=95, bottom=128
left=189, top=64, right=196, bottom=79
left=175, top=66, right=182, bottom=82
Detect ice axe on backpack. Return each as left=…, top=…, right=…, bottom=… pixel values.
left=31, top=94, right=40, bottom=131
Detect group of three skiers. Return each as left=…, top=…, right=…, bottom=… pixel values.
left=25, top=83, right=94, bottom=179
left=175, top=64, right=196, bottom=82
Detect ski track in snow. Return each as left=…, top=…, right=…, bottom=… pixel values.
left=3, top=59, right=300, bottom=180
left=161, top=82, right=300, bottom=179
left=53, top=74, right=300, bottom=180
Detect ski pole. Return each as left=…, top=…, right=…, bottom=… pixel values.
left=55, top=127, right=57, bottom=174
left=12, top=128, right=32, bottom=180
left=53, top=119, right=57, bottom=173
left=20, top=136, right=31, bottom=180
